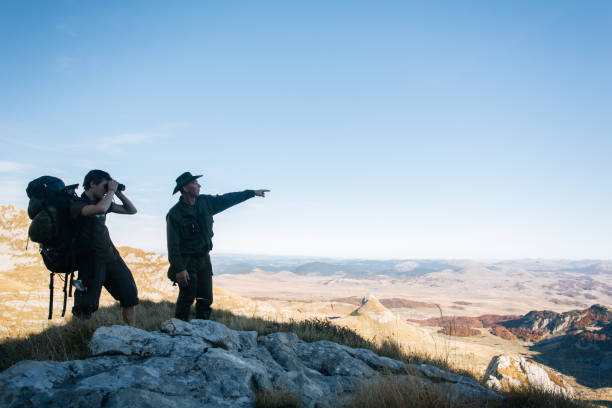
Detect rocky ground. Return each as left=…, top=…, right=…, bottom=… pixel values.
left=1, top=318, right=501, bottom=407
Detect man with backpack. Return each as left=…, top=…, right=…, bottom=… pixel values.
left=70, top=169, right=139, bottom=325
left=166, top=172, right=269, bottom=321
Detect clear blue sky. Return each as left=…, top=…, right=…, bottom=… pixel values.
left=1, top=1, right=611, bottom=259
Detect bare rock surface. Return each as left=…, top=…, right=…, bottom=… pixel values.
left=1, top=319, right=500, bottom=407
left=484, top=354, right=574, bottom=396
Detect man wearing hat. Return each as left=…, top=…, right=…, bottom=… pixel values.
left=166, top=172, right=269, bottom=321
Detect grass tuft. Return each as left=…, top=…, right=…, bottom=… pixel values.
left=343, top=377, right=594, bottom=408
left=342, top=376, right=483, bottom=408
left=494, top=385, right=594, bottom=408
left=255, top=388, right=299, bottom=408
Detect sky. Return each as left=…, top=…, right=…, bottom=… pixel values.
left=1, top=1, right=611, bottom=259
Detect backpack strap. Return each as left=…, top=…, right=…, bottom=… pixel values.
left=76, top=194, right=98, bottom=253
left=61, top=271, right=69, bottom=317
left=48, top=272, right=54, bottom=320
left=68, top=269, right=74, bottom=297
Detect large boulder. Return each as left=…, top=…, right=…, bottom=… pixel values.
left=484, top=355, right=574, bottom=396
left=1, top=319, right=500, bottom=407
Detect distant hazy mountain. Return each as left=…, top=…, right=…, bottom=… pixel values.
left=3, top=203, right=610, bottom=280
left=212, top=255, right=612, bottom=279
left=213, top=257, right=466, bottom=277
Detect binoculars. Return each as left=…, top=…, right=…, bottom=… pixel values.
left=104, top=183, right=126, bottom=192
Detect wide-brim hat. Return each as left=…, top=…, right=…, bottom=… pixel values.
left=173, top=171, right=202, bottom=194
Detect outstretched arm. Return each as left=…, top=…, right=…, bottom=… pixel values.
left=209, top=189, right=269, bottom=215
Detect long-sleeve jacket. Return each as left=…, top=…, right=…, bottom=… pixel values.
left=166, top=190, right=255, bottom=274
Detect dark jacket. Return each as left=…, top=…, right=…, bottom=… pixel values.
left=166, top=190, right=255, bottom=274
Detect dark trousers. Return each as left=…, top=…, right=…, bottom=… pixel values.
left=175, top=252, right=213, bottom=321
left=72, top=254, right=139, bottom=319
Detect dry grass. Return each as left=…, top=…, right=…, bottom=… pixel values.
left=342, top=376, right=486, bottom=408
left=343, top=377, right=594, bottom=408
left=213, top=308, right=373, bottom=348
left=494, top=385, right=594, bottom=408
left=254, top=388, right=299, bottom=408
left=0, top=300, right=174, bottom=371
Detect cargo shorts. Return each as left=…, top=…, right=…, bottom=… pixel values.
left=72, top=254, right=139, bottom=319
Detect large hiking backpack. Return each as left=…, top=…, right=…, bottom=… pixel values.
left=26, top=176, right=79, bottom=319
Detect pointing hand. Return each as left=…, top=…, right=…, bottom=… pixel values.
left=254, top=189, right=270, bottom=197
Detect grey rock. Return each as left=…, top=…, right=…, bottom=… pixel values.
left=344, top=347, right=405, bottom=373
left=0, top=356, right=134, bottom=408
left=294, top=340, right=377, bottom=377
left=258, top=331, right=304, bottom=372
left=104, top=388, right=203, bottom=408
left=409, top=363, right=501, bottom=402
left=483, top=354, right=574, bottom=396
left=89, top=325, right=173, bottom=357
left=1, top=319, right=501, bottom=407
left=0, top=360, right=73, bottom=392
left=162, top=317, right=257, bottom=352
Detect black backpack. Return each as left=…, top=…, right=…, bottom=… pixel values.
left=26, top=176, right=79, bottom=319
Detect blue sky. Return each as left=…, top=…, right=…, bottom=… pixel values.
left=1, top=1, right=611, bottom=259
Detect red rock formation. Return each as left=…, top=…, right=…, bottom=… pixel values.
left=408, top=316, right=483, bottom=337
left=574, top=306, right=612, bottom=329
left=380, top=298, right=438, bottom=309
left=409, top=314, right=526, bottom=338
left=490, top=325, right=518, bottom=340
left=439, top=326, right=480, bottom=337
left=332, top=297, right=438, bottom=309
left=411, top=316, right=479, bottom=327
left=478, top=314, right=522, bottom=328
left=508, top=327, right=548, bottom=342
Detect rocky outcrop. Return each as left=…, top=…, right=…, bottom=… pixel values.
left=0, top=319, right=500, bottom=407
left=483, top=355, right=574, bottom=396
left=489, top=325, right=518, bottom=340
left=350, top=294, right=397, bottom=323
left=500, top=305, right=612, bottom=341
left=0, top=205, right=31, bottom=252
left=407, top=306, right=610, bottom=342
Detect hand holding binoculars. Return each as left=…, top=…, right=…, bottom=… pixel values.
left=104, top=181, right=126, bottom=192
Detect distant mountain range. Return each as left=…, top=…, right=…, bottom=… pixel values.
left=212, top=257, right=464, bottom=277
left=2, top=203, right=611, bottom=280
left=212, top=255, right=612, bottom=278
